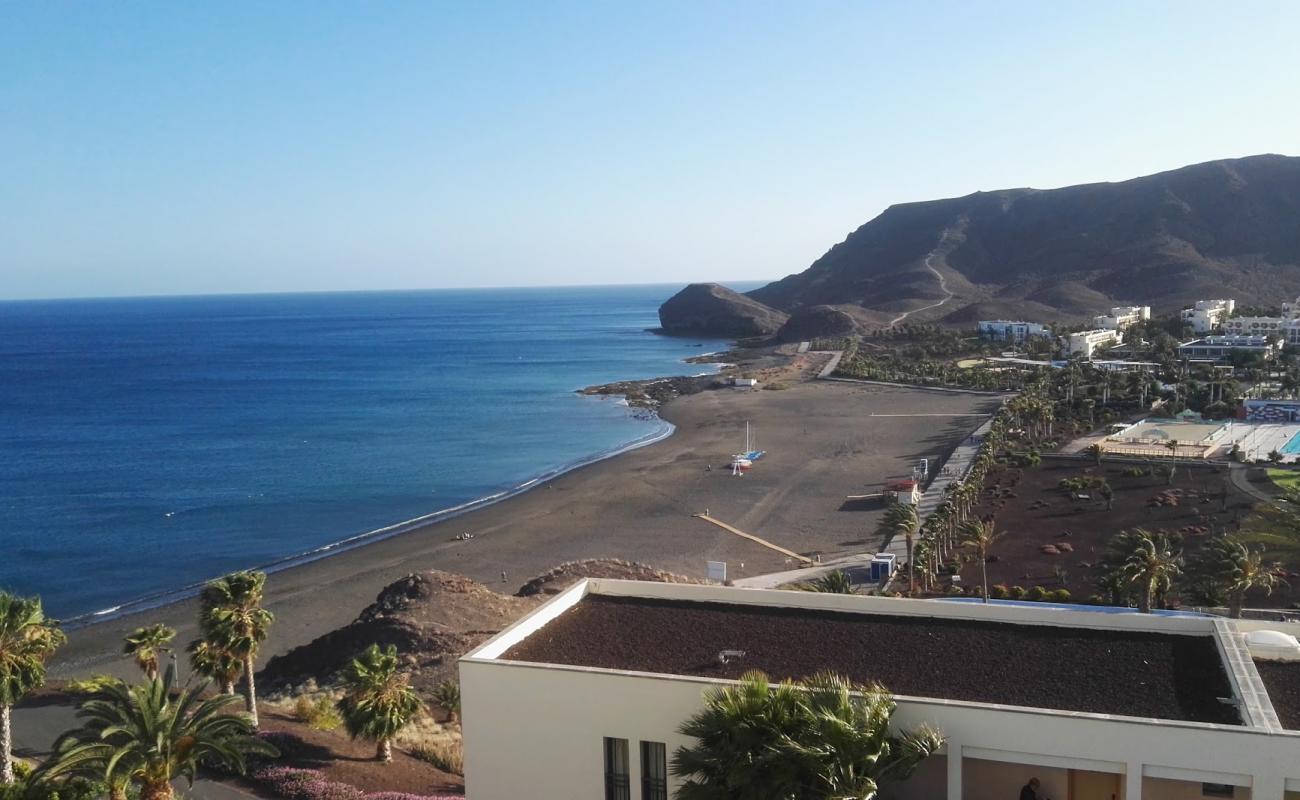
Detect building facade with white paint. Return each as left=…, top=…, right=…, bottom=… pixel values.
left=1065, top=328, right=1123, bottom=358
left=460, top=579, right=1300, bottom=800
left=1093, top=305, right=1151, bottom=330
left=1182, top=300, right=1236, bottom=334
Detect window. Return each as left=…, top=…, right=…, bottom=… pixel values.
left=1201, top=784, right=1235, bottom=798
left=640, top=741, right=668, bottom=800
left=604, top=738, right=630, bottom=800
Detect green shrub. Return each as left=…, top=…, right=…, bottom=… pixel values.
left=1120, top=466, right=1147, bottom=478
left=1087, top=594, right=1106, bottom=605
left=293, top=693, right=342, bottom=731
left=947, top=585, right=964, bottom=596
left=64, top=674, right=124, bottom=695
left=1024, top=586, right=1046, bottom=602
left=989, top=584, right=1009, bottom=600
left=1007, top=585, right=1027, bottom=600
left=1046, top=589, right=1072, bottom=603
left=411, top=740, right=464, bottom=775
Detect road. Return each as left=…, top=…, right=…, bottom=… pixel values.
left=888, top=227, right=958, bottom=327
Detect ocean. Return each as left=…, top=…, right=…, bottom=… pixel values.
left=0, top=285, right=745, bottom=620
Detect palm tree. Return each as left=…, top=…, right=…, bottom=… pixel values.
left=798, top=569, right=854, bottom=594
left=671, top=671, right=943, bottom=799
left=199, top=571, right=274, bottom=726
left=1098, top=480, right=1114, bottom=511
left=186, top=638, right=242, bottom=695
left=1193, top=537, right=1288, bottom=618
left=1108, top=529, right=1182, bottom=613
left=960, top=518, right=1003, bottom=603
left=0, top=591, right=66, bottom=785
left=122, top=624, right=176, bottom=681
left=337, top=644, right=423, bottom=762
left=1085, top=443, right=1104, bottom=466
left=432, top=679, right=461, bottom=725
left=878, top=503, right=920, bottom=596
left=37, top=670, right=274, bottom=800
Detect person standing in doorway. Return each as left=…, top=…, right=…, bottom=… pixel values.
left=1020, top=777, right=1043, bottom=800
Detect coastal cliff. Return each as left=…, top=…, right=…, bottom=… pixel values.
left=658, top=282, right=788, bottom=338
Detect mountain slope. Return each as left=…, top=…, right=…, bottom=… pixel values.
left=749, top=154, right=1300, bottom=324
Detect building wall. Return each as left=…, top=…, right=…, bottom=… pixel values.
left=1143, top=776, right=1250, bottom=800
left=964, top=758, right=1069, bottom=800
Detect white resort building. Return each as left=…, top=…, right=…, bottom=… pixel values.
left=1182, top=299, right=1236, bottom=334
left=1093, top=305, right=1151, bottom=330
left=977, top=320, right=1050, bottom=343
left=1177, top=335, right=1281, bottom=362
left=460, top=579, right=1300, bottom=800
left=1065, top=328, right=1122, bottom=358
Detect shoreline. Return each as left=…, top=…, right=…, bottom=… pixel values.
left=64, top=413, right=680, bottom=630
left=46, top=375, right=1001, bottom=679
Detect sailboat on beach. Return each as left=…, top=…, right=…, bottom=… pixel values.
left=730, top=421, right=765, bottom=475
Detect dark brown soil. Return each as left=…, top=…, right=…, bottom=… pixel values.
left=254, top=711, right=464, bottom=795
left=1254, top=661, right=1300, bottom=730
left=504, top=595, right=1240, bottom=725
left=961, top=460, right=1293, bottom=606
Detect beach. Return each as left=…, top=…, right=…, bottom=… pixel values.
left=48, top=379, right=1000, bottom=679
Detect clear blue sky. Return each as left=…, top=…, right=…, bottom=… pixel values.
left=2, top=1, right=1298, bottom=300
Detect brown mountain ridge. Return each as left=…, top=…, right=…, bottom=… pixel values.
left=659, top=154, right=1300, bottom=338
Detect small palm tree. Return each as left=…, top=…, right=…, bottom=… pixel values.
left=186, top=638, right=243, bottom=695
left=671, top=671, right=943, bottom=799
left=432, top=679, right=461, bottom=724
left=878, top=503, right=920, bottom=596
left=1111, top=528, right=1182, bottom=613
left=122, top=624, right=176, bottom=680
left=199, top=571, right=274, bottom=726
left=0, top=591, right=66, bottom=785
left=1099, top=480, right=1114, bottom=511
left=1085, top=443, right=1104, bottom=466
left=37, top=670, right=275, bottom=800
left=798, top=569, right=854, bottom=594
left=337, top=644, right=423, bottom=762
left=960, top=518, right=1003, bottom=603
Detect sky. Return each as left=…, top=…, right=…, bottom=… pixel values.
left=2, top=1, right=1298, bottom=300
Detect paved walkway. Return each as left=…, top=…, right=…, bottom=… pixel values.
left=878, top=416, right=996, bottom=567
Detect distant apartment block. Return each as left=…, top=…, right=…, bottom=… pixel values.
left=1092, top=305, right=1151, bottom=330
left=1177, top=335, right=1281, bottom=362
left=1181, top=299, right=1236, bottom=333
left=1065, top=328, right=1122, bottom=358
left=461, top=579, right=1300, bottom=800
left=977, top=320, right=1050, bottom=343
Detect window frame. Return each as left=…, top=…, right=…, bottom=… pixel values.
left=603, top=737, right=630, bottom=800
left=639, top=740, right=668, bottom=800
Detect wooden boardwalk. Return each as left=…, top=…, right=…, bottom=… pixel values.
left=692, top=513, right=813, bottom=565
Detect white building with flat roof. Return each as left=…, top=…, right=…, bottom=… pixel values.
left=1178, top=335, right=1282, bottom=362
left=1093, top=306, right=1151, bottom=330
left=1065, top=328, right=1122, bottom=358
left=978, top=320, right=1050, bottom=343
left=461, top=579, right=1300, bottom=800
left=1182, top=299, right=1236, bottom=334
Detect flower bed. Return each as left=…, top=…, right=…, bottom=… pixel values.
left=252, top=766, right=461, bottom=800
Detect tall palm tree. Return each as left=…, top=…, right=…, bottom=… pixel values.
left=1110, top=529, right=1183, bottom=613
left=1193, top=537, right=1287, bottom=618
left=337, top=644, right=423, bottom=762
left=0, top=591, right=66, bottom=785
left=878, top=503, right=920, bottom=596
left=199, top=571, right=274, bottom=726
left=960, top=518, right=1003, bottom=602
left=122, top=624, right=176, bottom=681
left=37, top=670, right=275, bottom=800
left=671, top=671, right=943, bottom=800
left=186, top=638, right=242, bottom=695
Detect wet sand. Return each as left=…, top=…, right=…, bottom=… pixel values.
left=49, top=380, right=1000, bottom=679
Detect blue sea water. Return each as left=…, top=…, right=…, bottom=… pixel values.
left=0, top=285, right=743, bottom=619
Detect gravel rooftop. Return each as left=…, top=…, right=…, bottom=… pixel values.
left=503, top=595, right=1241, bottom=725
left=1254, top=661, right=1300, bottom=730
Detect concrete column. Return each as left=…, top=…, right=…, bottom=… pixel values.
left=1252, top=774, right=1284, bottom=800
left=947, top=743, right=962, bottom=800
left=1125, top=763, right=1143, bottom=800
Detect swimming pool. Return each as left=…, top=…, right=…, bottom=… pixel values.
left=1280, top=432, right=1300, bottom=455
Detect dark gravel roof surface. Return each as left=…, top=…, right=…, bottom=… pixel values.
left=503, top=595, right=1240, bottom=725
left=1254, top=661, right=1300, bottom=730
